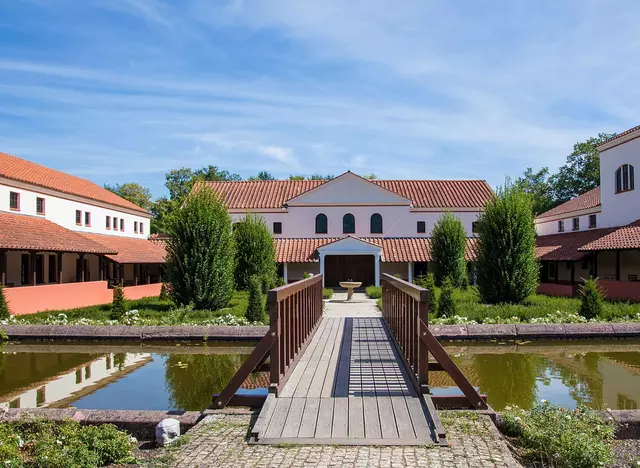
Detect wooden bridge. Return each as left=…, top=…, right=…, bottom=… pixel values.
left=213, top=273, right=488, bottom=446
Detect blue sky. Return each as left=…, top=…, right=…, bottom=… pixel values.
left=0, top=1, right=638, bottom=198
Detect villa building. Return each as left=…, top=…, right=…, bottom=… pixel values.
left=207, top=172, right=494, bottom=287
left=535, top=125, right=640, bottom=301
left=0, top=152, right=166, bottom=315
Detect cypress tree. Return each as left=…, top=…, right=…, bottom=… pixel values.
left=439, top=276, right=456, bottom=317
left=423, top=272, right=439, bottom=317
left=0, top=283, right=9, bottom=320
left=110, top=286, right=126, bottom=321
left=165, top=185, right=236, bottom=310
left=578, top=277, right=604, bottom=320
left=245, top=275, right=266, bottom=323
left=233, top=213, right=278, bottom=291
left=430, top=213, right=468, bottom=286
left=475, top=180, right=538, bottom=304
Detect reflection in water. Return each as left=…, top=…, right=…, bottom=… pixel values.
left=0, top=341, right=638, bottom=411
left=439, top=341, right=640, bottom=410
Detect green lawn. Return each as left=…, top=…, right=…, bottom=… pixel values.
left=379, top=287, right=640, bottom=324
left=14, top=291, right=252, bottom=325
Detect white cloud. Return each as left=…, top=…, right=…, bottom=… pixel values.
left=259, top=146, right=296, bottom=164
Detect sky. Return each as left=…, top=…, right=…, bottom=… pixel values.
left=0, top=1, right=639, bottom=198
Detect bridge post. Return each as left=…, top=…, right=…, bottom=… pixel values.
left=417, top=290, right=429, bottom=394
left=269, top=295, right=281, bottom=395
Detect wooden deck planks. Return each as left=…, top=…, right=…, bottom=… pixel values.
left=253, top=316, right=438, bottom=445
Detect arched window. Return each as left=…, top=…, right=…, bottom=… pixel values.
left=343, top=213, right=355, bottom=234
left=616, top=164, right=635, bottom=193
left=370, top=213, right=383, bottom=234
left=315, top=213, right=328, bottom=234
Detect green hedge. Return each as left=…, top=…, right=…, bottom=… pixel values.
left=365, top=285, right=382, bottom=299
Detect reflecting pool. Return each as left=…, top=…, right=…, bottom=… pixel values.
left=1, top=340, right=638, bottom=411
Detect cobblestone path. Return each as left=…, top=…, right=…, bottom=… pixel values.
left=168, top=411, right=521, bottom=467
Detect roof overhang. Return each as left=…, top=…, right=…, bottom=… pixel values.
left=317, top=235, right=382, bottom=256
left=535, top=206, right=601, bottom=223
left=598, top=125, right=640, bottom=152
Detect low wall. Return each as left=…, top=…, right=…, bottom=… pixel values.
left=599, top=280, right=640, bottom=302
left=5, top=281, right=113, bottom=316
left=536, top=283, right=575, bottom=298
left=5, top=281, right=163, bottom=315
left=123, top=283, right=162, bottom=300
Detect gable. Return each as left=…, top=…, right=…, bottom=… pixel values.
left=287, top=172, right=411, bottom=206
left=317, top=236, right=382, bottom=254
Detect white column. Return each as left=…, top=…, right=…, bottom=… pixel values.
left=408, top=262, right=413, bottom=283
left=374, top=252, right=380, bottom=286
left=283, top=262, right=288, bottom=284
left=319, top=253, right=325, bottom=287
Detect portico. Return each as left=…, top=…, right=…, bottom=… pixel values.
left=317, top=236, right=381, bottom=287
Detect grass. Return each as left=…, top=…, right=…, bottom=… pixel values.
left=378, top=286, right=640, bottom=324
left=14, top=291, right=251, bottom=325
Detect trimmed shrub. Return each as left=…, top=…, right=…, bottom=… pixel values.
left=577, top=277, right=604, bottom=320
left=422, top=272, right=439, bottom=317
left=431, top=212, right=467, bottom=286
left=165, top=185, right=236, bottom=310
left=439, top=276, right=456, bottom=317
left=301, top=272, right=312, bottom=279
left=476, top=180, right=538, bottom=304
left=0, top=283, right=9, bottom=320
left=159, top=282, right=169, bottom=301
left=233, top=213, right=277, bottom=291
left=365, top=285, right=382, bottom=299
left=110, top=286, right=126, bottom=321
left=323, top=288, right=334, bottom=299
left=500, top=402, right=615, bottom=468
left=245, top=275, right=266, bottom=323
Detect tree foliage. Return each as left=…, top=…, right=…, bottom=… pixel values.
left=164, top=185, right=236, bottom=310
left=475, top=180, right=538, bottom=304
left=415, top=272, right=438, bottom=317
left=438, top=276, right=456, bottom=317
left=515, top=167, right=554, bottom=215
left=248, top=171, right=275, bottom=181
left=550, top=133, right=614, bottom=204
left=233, top=213, right=278, bottom=291
left=110, top=286, right=126, bottom=321
left=245, top=275, right=266, bottom=323
left=104, top=182, right=153, bottom=211
left=430, top=212, right=467, bottom=286
left=0, top=283, right=9, bottom=319
left=578, top=277, right=604, bottom=320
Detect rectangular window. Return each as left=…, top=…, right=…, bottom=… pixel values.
left=134, top=221, right=138, bottom=233
left=75, top=210, right=82, bottom=225
left=273, top=222, right=282, bottom=234
left=472, top=221, right=478, bottom=234
left=572, top=217, right=579, bottom=231
left=140, top=222, right=144, bottom=235
left=84, top=211, right=91, bottom=227
left=589, top=214, right=597, bottom=229
left=417, top=221, right=426, bottom=233
left=548, top=262, right=557, bottom=280
left=9, top=192, right=19, bottom=210
left=558, top=220, right=564, bottom=232
left=106, top=216, right=111, bottom=229
left=36, top=197, right=45, bottom=215
left=113, top=217, right=118, bottom=231
left=120, top=218, right=124, bottom=231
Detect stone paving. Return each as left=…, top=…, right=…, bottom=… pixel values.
left=324, top=293, right=381, bottom=317
left=168, top=411, right=522, bottom=467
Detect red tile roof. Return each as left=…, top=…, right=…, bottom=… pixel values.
left=578, top=220, right=640, bottom=251
left=0, top=152, right=150, bottom=215
left=274, top=237, right=479, bottom=263
left=535, top=228, right=617, bottom=261
left=0, top=212, right=117, bottom=254
left=207, top=178, right=493, bottom=209
left=536, top=187, right=600, bottom=220
left=82, top=233, right=166, bottom=264
left=597, top=125, right=640, bottom=148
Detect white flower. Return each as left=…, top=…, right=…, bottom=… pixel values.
left=56, top=439, right=62, bottom=445
left=540, top=399, right=548, bottom=404
left=606, top=408, right=612, bottom=413
left=565, top=415, right=571, bottom=420
left=513, top=416, right=521, bottom=422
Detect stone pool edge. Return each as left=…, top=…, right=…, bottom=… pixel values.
left=3, top=322, right=640, bottom=341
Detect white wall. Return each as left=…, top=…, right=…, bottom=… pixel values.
left=0, top=182, right=150, bottom=239
left=536, top=211, right=600, bottom=236
left=599, top=137, right=640, bottom=228
left=231, top=207, right=480, bottom=238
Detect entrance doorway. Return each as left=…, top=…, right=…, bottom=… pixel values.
left=324, top=255, right=375, bottom=287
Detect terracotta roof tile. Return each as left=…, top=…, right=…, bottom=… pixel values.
left=597, top=125, right=640, bottom=148
left=0, top=152, right=149, bottom=215
left=207, top=178, right=493, bottom=210
left=0, top=212, right=117, bottom=254
left=535, top=228, right=617, bottom=261
left=82, top=233, right=166, bottom=264
left=274, top=237, right=479, bottom=263
left=536, top=187, right=600, bottom=220
left=578, top=219, right=640, bottom=251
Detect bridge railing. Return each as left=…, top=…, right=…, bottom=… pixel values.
left=213, top=274, right=323, bottom=408
left=381, top=273, right=488, bottom=410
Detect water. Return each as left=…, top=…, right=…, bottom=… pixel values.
left=1, top=340, right=639, bottom=411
